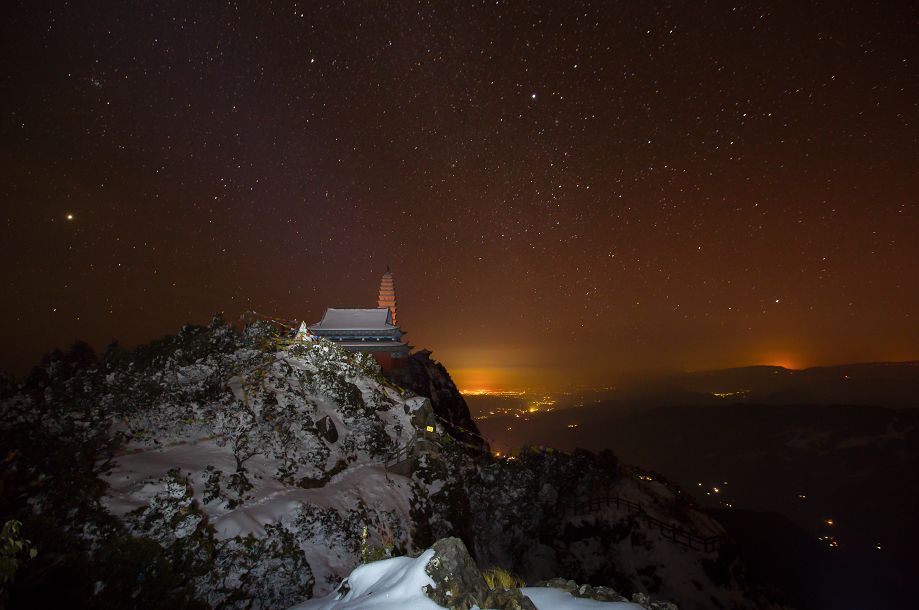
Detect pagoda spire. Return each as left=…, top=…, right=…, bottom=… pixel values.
left=377, top=267, right=397, bottom=325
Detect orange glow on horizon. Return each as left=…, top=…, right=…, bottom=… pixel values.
left=762, top=358, right=802, bottom=370
left=449, top=350, right=917, bottom=395
left=446, top=362, right=563, bottom=394
left=746, top=348, right=809, bottom=371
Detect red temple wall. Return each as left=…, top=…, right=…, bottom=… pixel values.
left=372, top=351, right=408, bottom=372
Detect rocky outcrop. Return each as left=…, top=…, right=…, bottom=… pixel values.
left=385, top=349, right=488, bottom=451
left=295, top=536, right=681, bottom=610
left=423, top=537, right=536, bottom=610
left=533, top=578, right=678, bottom=609
left=315, top=415, right=338, bottom=443
left=414, top=445, right=787, bottom=610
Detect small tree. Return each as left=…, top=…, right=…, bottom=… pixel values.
left=0, top=520, right=36, bottom=608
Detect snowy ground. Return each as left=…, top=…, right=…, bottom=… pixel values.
left=522, top=588, right=643, bottom=610
left=290, top=550, right=442, bottom=610
left=104, top=439, right=415, bottom=538
left=104, top=438, right=418, bottom=592
left=289, top=551, right=643, bottom=610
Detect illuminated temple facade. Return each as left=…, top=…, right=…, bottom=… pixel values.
left=378, top=267, right=397, bottom=325
left=307, top=269, right=410, bottom=371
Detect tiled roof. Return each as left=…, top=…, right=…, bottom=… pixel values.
left=309, top=308, right=395, bottom=330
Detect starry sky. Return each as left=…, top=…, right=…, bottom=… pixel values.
left=2, top=1, right=917, bottom=390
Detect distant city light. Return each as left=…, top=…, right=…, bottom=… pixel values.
left=711, top=390, right=750, bottom=398
left=461, top=389, right=526, bottom=397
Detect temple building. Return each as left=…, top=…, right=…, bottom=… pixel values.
left=307, top=269, right=411, bottom=371
left=377, top=267, right=397, bottom=324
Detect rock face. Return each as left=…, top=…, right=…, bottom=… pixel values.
left=422, top=537, right=536, bottom=610
left=0, top=317, right=428, bottom=609
left=315, top=415, right=339, bottom=443
left=1, top=318, right=786, bottom=610
left=414, top=445, right=788, bottom=610
left=385, top=349, right=488, bottom=451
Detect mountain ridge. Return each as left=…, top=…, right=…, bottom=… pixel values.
left=1, top=316, right=790, bottom=610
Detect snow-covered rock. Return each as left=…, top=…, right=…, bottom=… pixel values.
left=290, top=549, right=442, bottom=610
left=290, top=537, right=646, bottom=610
left=1, top=318, right=438, bottom=608
left=0, top=316, right=788, bottom=609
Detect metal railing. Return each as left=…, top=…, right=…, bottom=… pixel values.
left=383, top=440, right=417, bottom=469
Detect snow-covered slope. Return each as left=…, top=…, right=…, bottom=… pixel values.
left=0, top=316, right=787, bottom=609
left=1, top=318, right=444, bottom=608
left=95, top=321, right=440, bottom=604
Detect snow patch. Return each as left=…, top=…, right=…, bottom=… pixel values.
left=523, top=588, right=643, bottom=609
left=290, top=550, right=442, bottom=610
left=287, top=549, right=646, bottom=610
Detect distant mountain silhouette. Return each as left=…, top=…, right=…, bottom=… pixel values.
left=701, top=362, right=918, bottom=407
left=597, top=361, right=919, bottom=409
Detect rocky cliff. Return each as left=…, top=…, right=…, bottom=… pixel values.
left=384, top=349, right=488, bottom=452
left=0, top=317, right=788, bottom=610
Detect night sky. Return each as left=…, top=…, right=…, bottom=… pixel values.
left=2, top=1, right=916, bottom=390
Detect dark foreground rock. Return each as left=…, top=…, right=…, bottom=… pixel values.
left=423, top=537, right=536, bottom=610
